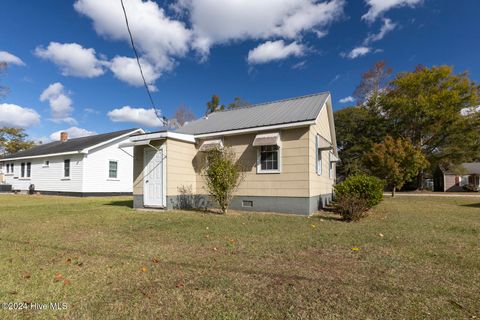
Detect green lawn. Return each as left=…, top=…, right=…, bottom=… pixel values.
left=0, top=195, right=479, bottom=319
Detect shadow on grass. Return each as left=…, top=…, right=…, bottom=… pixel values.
left=1, top=236, right=316, bottom=283
left=105, top=200, right=133, bottom=208
left=314, top=212, right=343, bottom=222
left=461, top=203, right=480, bottom=208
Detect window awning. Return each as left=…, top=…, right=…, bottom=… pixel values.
left=317, top=135, right=333, bottom=150
left=329, top=152, right=340, bottom=162
left=118, top=139, right=151, bottom=148
left=253, top=132, right=281, bottom=147
left=199, top=139, right=223, bottom=152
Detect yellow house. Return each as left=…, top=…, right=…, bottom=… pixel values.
left=125, top=92, right=339, bottom=215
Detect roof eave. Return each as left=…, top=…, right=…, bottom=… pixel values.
left=193, top=120, right=316, bottom=139
left=0, top=150, right=85, bottom=162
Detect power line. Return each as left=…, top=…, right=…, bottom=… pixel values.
left=120, top=0, right=165, bottom=125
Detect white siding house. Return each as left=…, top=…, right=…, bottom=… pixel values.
left=0, top=128, right=142, bottom=195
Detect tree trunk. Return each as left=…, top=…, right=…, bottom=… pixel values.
left=392, top=186, right=396, bottom=197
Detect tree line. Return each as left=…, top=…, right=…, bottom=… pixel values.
left=335, top=61, right=480, bottom=192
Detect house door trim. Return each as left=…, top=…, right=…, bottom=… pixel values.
left=143, top=145, right=166, bottom=207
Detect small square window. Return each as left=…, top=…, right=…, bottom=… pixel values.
left=43, top=160, right=50, bottom=167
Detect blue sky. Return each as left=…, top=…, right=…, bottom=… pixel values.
left=0, top=0, right=479, bottom=141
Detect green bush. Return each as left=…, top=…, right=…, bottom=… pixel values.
left=334, top=174, right=384, bottom=221
left=463, top=184, right=479, bottom=192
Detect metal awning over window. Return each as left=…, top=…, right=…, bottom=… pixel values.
left=253, top=132, right=281, bottom=147
left=199, top=139, right=223, bottom=152
left=317, top=135, right=333, bottom=150
left=118, top=139, right=151, bottom=148
left=329, top=152, right=340, bottom=162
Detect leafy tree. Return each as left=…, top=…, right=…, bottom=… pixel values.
left=0, top=127, right=35, bottom=156
left=202, top=147, right=245, bottom=214
left=206, top=95, right=249, bottom=114
left=382, top=65, right=480, bottom=183
left=227, top=97, right=250, bottom=109
left=364, top=136, right=428, bottom=197
left=206, top=95, right=225, bottom=114
left=174, top=104, right=196, bottom=126
left=334, top=105, right=388, bottom=179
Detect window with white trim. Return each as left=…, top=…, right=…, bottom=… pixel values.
left=459, top=175, right=469, bottom=187
left=21, top=162, right=25, bottom=178
left=258, top=145, right=280, bottom=173
left=64, top=159, right=70, bottom=178
left=109, top=161, right=118, bottom=179
left=26, top=162, right=31, bottom=178
left=43, top=160, right=50, bottom=167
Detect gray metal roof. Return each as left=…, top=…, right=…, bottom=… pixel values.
left=175, top=92, right=330, bottom=135
left=1, top=128, right=140, bottom=160
left=444, top=162, right=480, bottom=175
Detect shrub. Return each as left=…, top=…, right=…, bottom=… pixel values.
left=335, top=196, right=369, bottom=221
left=334, top=174, right=384, bottom=221
left=202, top=147, right=245, bottom=214
left=463, top=184, right=479, bottom=192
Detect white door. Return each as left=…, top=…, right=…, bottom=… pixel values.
left=143, top=148, right=164, bottom=207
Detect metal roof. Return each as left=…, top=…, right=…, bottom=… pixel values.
left=444, top=162, right=480, bottom=175
left=175, top=92, right=330, bottom=135
left=1, top=128, right=141, bottom=160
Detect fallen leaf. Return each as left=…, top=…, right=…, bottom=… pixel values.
left=379, top=233, right=384, bottom=237
left=151, top=258, right=160, bottom=264
left=320, top=218, right=324, bottom=222
left=206, top=227, right=209, bottom=230
left=22, top=272, right=31, bottom=279
left=141, top=267, right=148, bottom=273
left=176, top=282, right=184, bottom=288
left=65, top=258, right=71, bottom=264
left=351, top=247, right=360, bottom=252
left=311, top=224, right=316, bottom=228
left=213, top=247, right=218, bottom=251
left=54, top=273, right=64, bottom=282
left=63, top=279, right=71, bottom=286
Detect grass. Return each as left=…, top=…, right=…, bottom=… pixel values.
left=0, top=194, right=479, bottom=319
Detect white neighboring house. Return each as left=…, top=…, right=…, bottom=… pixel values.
left=0, top=128, right=143, bottom=195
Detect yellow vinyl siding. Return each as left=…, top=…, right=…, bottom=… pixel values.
left=194, top=127, right=310, bottom=197
left=166, top=139, right=197, bottom=196
left=309, top=102, right=335, bottom=197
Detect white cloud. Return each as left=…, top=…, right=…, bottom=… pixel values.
left=40, top=82, right=77, bottom=125
left=175, top=0, right=345, bottom=57
left=342, top=46, right=371, bottom=59
left=108, top=56, right=160, bottom=91
left=49, top=127, right=97, bottom=141
left=339, top=96, right=355, bottom=104
left=107, top=106, right=164, bottom=127
left=0, top=103, right=40, bottom=128
left=0, top=51, right=25, bottom=66
left=247, top=40, right=305, bottom=64
left=35, top=42, right=105, bottom=77
left=461, top=106, right=480, bottom=116
left=364, top=18, right=397, bottom=44
left=74, top=0, right=190, bottom=73
left=362, top=0, right=422, bottom=22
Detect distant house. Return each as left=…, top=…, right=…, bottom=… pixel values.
left=124, top=92, right=339, bottom=215
left=0, top=128, right=143, bottom=196
left=434, top=163, right=480, bottom=192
